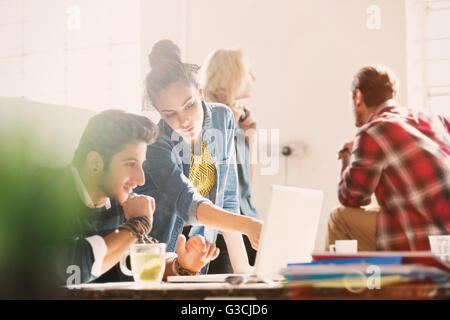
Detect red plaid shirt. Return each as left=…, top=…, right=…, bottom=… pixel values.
left=339, top=102, right=450, bottom=251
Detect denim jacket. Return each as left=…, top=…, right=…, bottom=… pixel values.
left=135, top=101, right=239, bottom=253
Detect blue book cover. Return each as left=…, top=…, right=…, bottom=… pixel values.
left=287, top=257, right=403, bottom=267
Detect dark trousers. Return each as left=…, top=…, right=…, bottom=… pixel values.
left=208, top=233, right=257, bottom=274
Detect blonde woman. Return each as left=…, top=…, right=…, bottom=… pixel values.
left=200, top=48, right=259, bottom=273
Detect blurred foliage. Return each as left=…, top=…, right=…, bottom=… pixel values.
left=0, top=123, right=76, bottom=299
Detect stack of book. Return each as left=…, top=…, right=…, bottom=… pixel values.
left=280, top=251, right=450, bottom=288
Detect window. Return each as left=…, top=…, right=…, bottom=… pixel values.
left=406, top=0, right=450, bottom=117
left=0, top=0, right=141, bottom=112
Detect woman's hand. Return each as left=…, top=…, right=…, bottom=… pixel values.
left=242, top=217, right=263, bottom=250
left=231, top=103, right=257, bottom=131
left=175, top=234, right=220, bottom=273
left=230, top=102, right=246, bottom=124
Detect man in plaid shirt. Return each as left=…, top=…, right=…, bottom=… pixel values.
left=326, top=65, right=450, bottom=251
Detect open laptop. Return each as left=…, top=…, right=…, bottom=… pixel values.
left=167, top=185, right=324, bottom=283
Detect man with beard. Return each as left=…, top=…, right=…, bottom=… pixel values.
left=48, top=109, right=219, bottom=285
left=326, top=65, right=450, bottom=252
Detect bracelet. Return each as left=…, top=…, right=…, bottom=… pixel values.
left=339, top=147, right=352, bottom=154
left=118, top=216, right=152, bottom=242
left=172, top=258, right=199, bottom=276
left=118, top=224, right=139, bottom=239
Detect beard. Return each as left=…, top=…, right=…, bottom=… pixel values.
left=96, top=171, right=115, bottom=201
left=354, top=109, right=365, bottom=128
left=97, top=171, right=132, bottom=204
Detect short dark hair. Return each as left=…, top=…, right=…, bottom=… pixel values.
left=145, top=39, right=198, bottom=108
left=351, top=65, right=399, bottom=107
left=72, top=109, right=158, bottom=169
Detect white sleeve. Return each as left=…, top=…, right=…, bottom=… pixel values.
left=85, top=235, right=108, bottom=277
left=222, top=231, right=252, bottom=274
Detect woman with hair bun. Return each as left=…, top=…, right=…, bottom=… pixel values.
left=200, top=48, right=259, bottom=273
left=135, top=39, right=262, bottom=274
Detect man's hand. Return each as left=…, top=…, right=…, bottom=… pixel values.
left=338, top=140, right=354, bottom=159
left=343, top=140, right=354, bottom=151
left=121, top=193, right=155, bottom=224
left=175, top=234, right=220, bottom=273
left=338, top=140, right=354, bottom=180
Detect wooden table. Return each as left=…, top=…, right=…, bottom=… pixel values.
left=65, top=281, right=450, bottom=300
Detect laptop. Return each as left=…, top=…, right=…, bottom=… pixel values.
left=167, top=185, right=324, bottom=283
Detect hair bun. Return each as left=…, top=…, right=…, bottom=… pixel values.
left=148, top=39, right=182, bottom=69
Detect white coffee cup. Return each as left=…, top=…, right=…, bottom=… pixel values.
left=329, top=240, right=358, bottom=253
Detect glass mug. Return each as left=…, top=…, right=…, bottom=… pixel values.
left=120, top=243, right=166, bottom=285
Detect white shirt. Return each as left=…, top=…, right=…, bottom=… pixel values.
left=70, top=166, right=109, bottom=278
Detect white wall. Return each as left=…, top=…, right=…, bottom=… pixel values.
left=139, top=0, right=189, bottom=124
left=140, top=0, right=408, bottom=250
